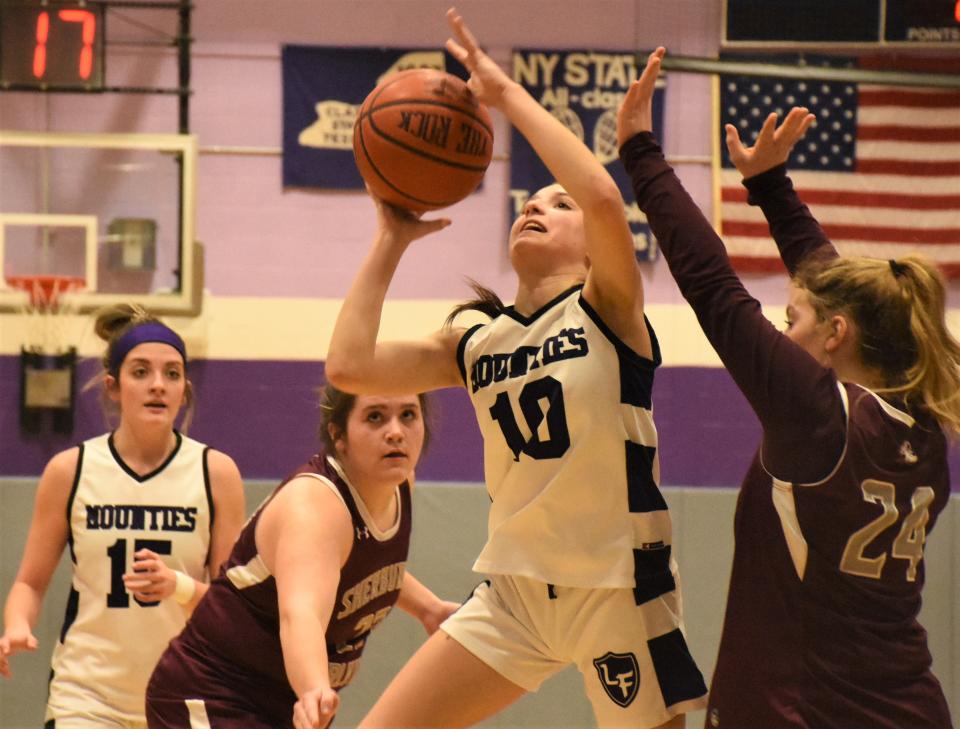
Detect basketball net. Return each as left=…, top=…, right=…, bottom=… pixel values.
left=5, top=275, right=85, bottom=354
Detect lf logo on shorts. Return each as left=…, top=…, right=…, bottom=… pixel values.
left=593, top=651, right=639, bottom=708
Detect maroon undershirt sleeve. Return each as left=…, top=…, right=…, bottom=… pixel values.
left=741, top=163, right=839, bottom=274
left=620, top=132, right=844, bottom=483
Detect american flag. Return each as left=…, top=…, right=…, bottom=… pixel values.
left=717, top=56, right=960, bottom=276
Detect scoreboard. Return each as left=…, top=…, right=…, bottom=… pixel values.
left=0, top=1, right=107, bottom=90
left=724, top=0, right=960, bottom=46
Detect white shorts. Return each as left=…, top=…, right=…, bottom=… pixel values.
left=45, top=713, right=147, bottom=729
left=441, top=573, right=707, bottom=729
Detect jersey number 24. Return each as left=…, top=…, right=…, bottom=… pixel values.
left=839, top=480, right=934, bottom=582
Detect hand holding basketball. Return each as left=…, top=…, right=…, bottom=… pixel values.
left=372, top=195, right=451, bottom=250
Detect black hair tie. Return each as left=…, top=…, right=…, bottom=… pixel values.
left=889, top=259, right=907, bottom=278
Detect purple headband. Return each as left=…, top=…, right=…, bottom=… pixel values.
left=108, top=322, right=187, bottom=376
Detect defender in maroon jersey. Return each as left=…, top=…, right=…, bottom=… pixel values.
left=617, top=49, right=957, bottom=729
left=146, top=388, right=458, bottom=729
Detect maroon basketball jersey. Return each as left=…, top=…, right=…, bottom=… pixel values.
left=622, top=133, right=952, bottom=729
left=148, top=453, right=412, bottom=725
left=708, top=385, right=951, bottom=729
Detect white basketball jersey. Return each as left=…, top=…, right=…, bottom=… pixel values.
left=46, top=432, right=213, bottom=723
left=458, top=286, right=674, bottom=590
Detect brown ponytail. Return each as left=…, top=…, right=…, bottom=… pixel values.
left=445, top=279, right=507, bottom=327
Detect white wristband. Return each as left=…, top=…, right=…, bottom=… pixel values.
left=172, top=570, right=196, bottom=605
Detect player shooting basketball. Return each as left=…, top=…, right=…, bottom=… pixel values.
left=316, top=8, right=706, bottom=729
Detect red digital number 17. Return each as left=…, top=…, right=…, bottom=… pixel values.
left=32, top=9, right=97, bottom=81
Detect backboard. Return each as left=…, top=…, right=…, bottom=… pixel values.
left=0, top=130, right=202, bottom=315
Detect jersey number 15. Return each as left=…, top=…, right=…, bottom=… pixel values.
left=106, top=538, right=172, bottom=608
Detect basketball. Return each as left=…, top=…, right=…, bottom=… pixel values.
left=353, top=69, right=494, bottom=212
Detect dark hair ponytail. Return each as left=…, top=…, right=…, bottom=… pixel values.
left=445, top=279, right=507, bottom=327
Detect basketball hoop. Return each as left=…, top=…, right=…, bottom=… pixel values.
left=5, top=274, right=85, bottom=435
left=5, top=274, right=86, bottom=313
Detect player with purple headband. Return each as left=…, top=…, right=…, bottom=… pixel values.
left=618, top=47, right=958, bottom=729
left=0, top=303, right=245, bottom=728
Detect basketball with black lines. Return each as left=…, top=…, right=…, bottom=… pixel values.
left=353, top=69, right=494, bottom=212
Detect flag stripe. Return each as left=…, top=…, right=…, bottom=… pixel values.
left=855, top=140, right=960, bottom=161
left=857, top=126, right=960, bottom=143
left=858, top=107, right=960, bottom=127
left=725, top=237, right=960, bottom=262
left=858, top=89, right=960, bottom=108
left=737, top=169, right=960, bottom=194
left=721, top=202, right=960, bottom=228
left=723, top=221, right=960, bottom=245
left=856, top=159, right=960, bottom=176
left=720, top=187, right=960, bottom=211
left=729, top=256, right=960, bottom=278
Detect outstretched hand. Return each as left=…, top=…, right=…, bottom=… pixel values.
left=725, top=107, right=816, bottom=180
left=616, top=47, right=665, bottom=149
left=445, top=7, right=512, bottom=109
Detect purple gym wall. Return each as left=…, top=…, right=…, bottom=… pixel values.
left=2, top=1, right=958, bottom=489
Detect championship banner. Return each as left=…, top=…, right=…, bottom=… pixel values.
left=717, top=54, right=960, bottom=276
left=282, top=46, right=462, bottom=189
left=510, top=50, right=666, bottom=262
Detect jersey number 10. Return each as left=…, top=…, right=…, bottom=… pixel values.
left=489, top=376, right=571, bottom=461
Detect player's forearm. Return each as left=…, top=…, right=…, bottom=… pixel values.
left=326, top=237, right=404, bottom=390
left=499, top=81, right=619, bottom=210
left=279, top=610, right=332, bottom=697
left=743, top=165, right=837, bottom=274
left=3, top=582, right=43, bottom=633
left=396, top=572, right=440, bottom=623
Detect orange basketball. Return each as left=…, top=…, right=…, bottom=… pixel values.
left=353, top=69, right=494, bottom=212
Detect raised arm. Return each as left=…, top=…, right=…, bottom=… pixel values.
left=725, top=110, right=839, bottom=273
left=617, top=51, right=844, bottom=482
left=325, top=198, right=464, bottom=396
left=445, top=7, right=650, bottom=357
left=1, top=449, right=74, bottom=678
